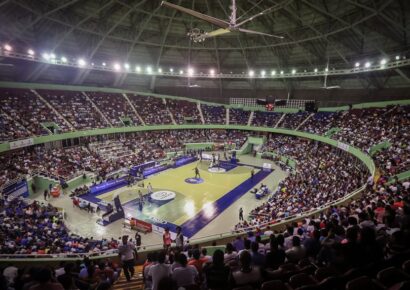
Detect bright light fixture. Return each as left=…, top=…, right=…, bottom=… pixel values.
left=248, top=70, right=255, bottom=77
left=158, top=68, right=162, bottom=73
left=325, top=68, right=329, bottom=72
left=114, top=63, right=121, bottom=71
left=179, top=70, right=184, bottom=75
left=395, top=55, right=400, bottom=60
left=61, top=56, right=67, bottom=63
left=170, top=68, right=174, bottom=72
left=102, top=62, right=106, bottom=66
left=4, top=44, right=12, bottom=51
left=364, top=62, right=371, bottom=68
left=314, top=68, right=318, bottom=72
left=27, top=49, right=35, bottom=56
left=261, top=70, right=266, bottom=76
left=135, top=66, right=141, bottom=73
left=280, top=70, right=284, bottom=75
left=146, top=66, right=152, bottom=73
left=209, top=69, right=215, bottom=75
left=355, top=62, right=360, bottom=67
left=77, top=59, right=86, bottom=67
left=124, top=63, right=130, bottom=70
left=291, top=69, right=296, bottom=74
left=42, top=53, right=50, bottom=60
left=380, top=59, right=387, bottom=65
left=188, top=67, right=194, bottom=76
left=271, top=70, right=276, bottom=75
left=50, top=53, right=56, bottom=59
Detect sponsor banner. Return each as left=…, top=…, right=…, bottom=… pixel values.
left=337, top=142, right=350, bottom=151
left=9, top=138, right=34, bottom=150
left=263, top=163, right=272, bottom=170
left=90, top=177, right=128, bottom=195
left=129, top=161, right=156, bottom=176
left=208, top=167, right=226, bottom=173
left=133, top=219, right=152, bottom=233
left=2, top=179, right=29, bottom=200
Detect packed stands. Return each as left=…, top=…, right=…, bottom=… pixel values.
left=278, top=111, right=309, bottom=129
left=166, top=99, right=202, bottom=124
left=229, top=108, right=251, bottom=125
left=201, top=104, right=226, bottom=124
left=0, top=88, right=69, bottom=136
left=39, top=90, right=109, bottom=130
left=252, top=111, right=283, bottom=127
left=129, top=94, right=173, bottom=125
left=0, top=111, right=29, bottom=142
left=299, top=111, right=340, bottom=135
left=87, top=92, right=141, bottom=126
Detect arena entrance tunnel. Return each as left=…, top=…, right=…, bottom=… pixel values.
left=0, top=124, right=376, bottom=266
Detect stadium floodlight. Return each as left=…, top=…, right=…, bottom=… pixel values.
left=291, top=69, right=296, bottom=74
left=135, top=66, right=141, bottom=73
left=395, top=55, right=400, bottom=60
left=314, top=68, right=318, bottom=73
left=170, top=68, right=174, bottom=72
left=188, top=67, right=194, bottom=76
left=42, top=53, right=50, bottom=60
left=77, top=58, right=86, bottom=67
left=61, top=56, right=67, bottom=63
left=248, top=70, right=255, bottom=77
left=124, top=63, right=130, bottom=70
left=158, top=68, right=162, bottom=73
left=27, top=49, right=35, bottom=56
left=209, top=69, right=215, bottom=75
left=324, top=68, right=329, bottom=72
left=146, top=66, right=152, bottom=73
left=355, top=62, right=360, bottom=67
left=4, top=44, right=12, bottom=51
left=364, top=62, right=371, bottom=68
left=50, top=53, right=56, bottom=59
left=380, top=59, right=387, bottom=65
left=113, top=63, right=121, bottom=71
left=280, top=70, right=284, bottom=75
left=179, top=70, right=184, bottom=75
left=102, top=62, right=106, bottom=66
left=261, top=70, right=266, bottom=77
left=271, top=70, right=276, bottom=75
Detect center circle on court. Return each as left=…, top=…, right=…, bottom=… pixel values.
left=150, top=190, right=176, bottom=202
left=185, top=177, right=204, bottom=184
left=208, top=167, right=227, bottom=173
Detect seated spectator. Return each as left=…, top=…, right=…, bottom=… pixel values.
left=203, top=249, right=231, bottom=290
left=285, top=236, right=306, bottom=263
left=171, top=253, right=198, bottom=288
left=230, top=250, right=262, bottom=289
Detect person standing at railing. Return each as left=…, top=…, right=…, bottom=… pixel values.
left=118, top=235, right=136, bottom=282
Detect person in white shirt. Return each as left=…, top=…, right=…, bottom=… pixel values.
left=148, top=251, right=171, bottom=290
left=171, top=253, right=198, bottom=287
left=118, top=235, right=135, bottom=282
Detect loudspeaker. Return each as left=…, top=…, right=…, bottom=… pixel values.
left=256, top=99, right=267, bottom=105
left=305, top=101, right=317, bottom=112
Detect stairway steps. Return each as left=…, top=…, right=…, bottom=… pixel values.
left=113, top=265, right=144, bottom=290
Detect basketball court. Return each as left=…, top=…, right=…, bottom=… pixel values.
left=96, top=160, right=271, bottom=237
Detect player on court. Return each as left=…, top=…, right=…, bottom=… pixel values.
left=194, top=167, right=200, bottom=179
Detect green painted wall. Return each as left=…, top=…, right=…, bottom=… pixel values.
left=185, top=142, right=215, bottom=150
left=369, top=140, right=392, bottom=156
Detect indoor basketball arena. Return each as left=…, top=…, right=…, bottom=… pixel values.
left=0, top=1, right=409, bottom=290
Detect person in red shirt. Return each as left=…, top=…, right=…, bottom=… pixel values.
left=188, top=249, right=206, bottom=281
left=163, top=228, right=172, bottom=250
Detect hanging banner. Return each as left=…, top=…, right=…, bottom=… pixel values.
left=9, top=138, right=34, bottom=150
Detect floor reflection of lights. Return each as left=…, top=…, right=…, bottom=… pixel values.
left=202, top=202, right=215, bottom=218
left=184, top=201, right=195, bottom=217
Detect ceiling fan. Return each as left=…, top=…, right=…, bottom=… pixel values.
left=161, top=0, right=285, bottom=42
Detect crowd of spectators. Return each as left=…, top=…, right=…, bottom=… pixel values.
left=229, top=108, right=251, bottom=125
left=251, top=111, right=283, bottom=127
left=129, top=94, right=173, bottom=125
left=0, top=130, right=249, bottom=187
left=240, top=135, right=368, bottom=229
left=201, top=104, right=226, bottom=124
left=278, top=111, right=309, bottom=129
left=299, top=111, right=340, bottom=135
left=0, top=88, right=69, bottom=136
left=87, top=92, right=141, bottom=127
left=166, top=99, right=202, bottom=124
left=40, top=90, right=109, bottom=130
